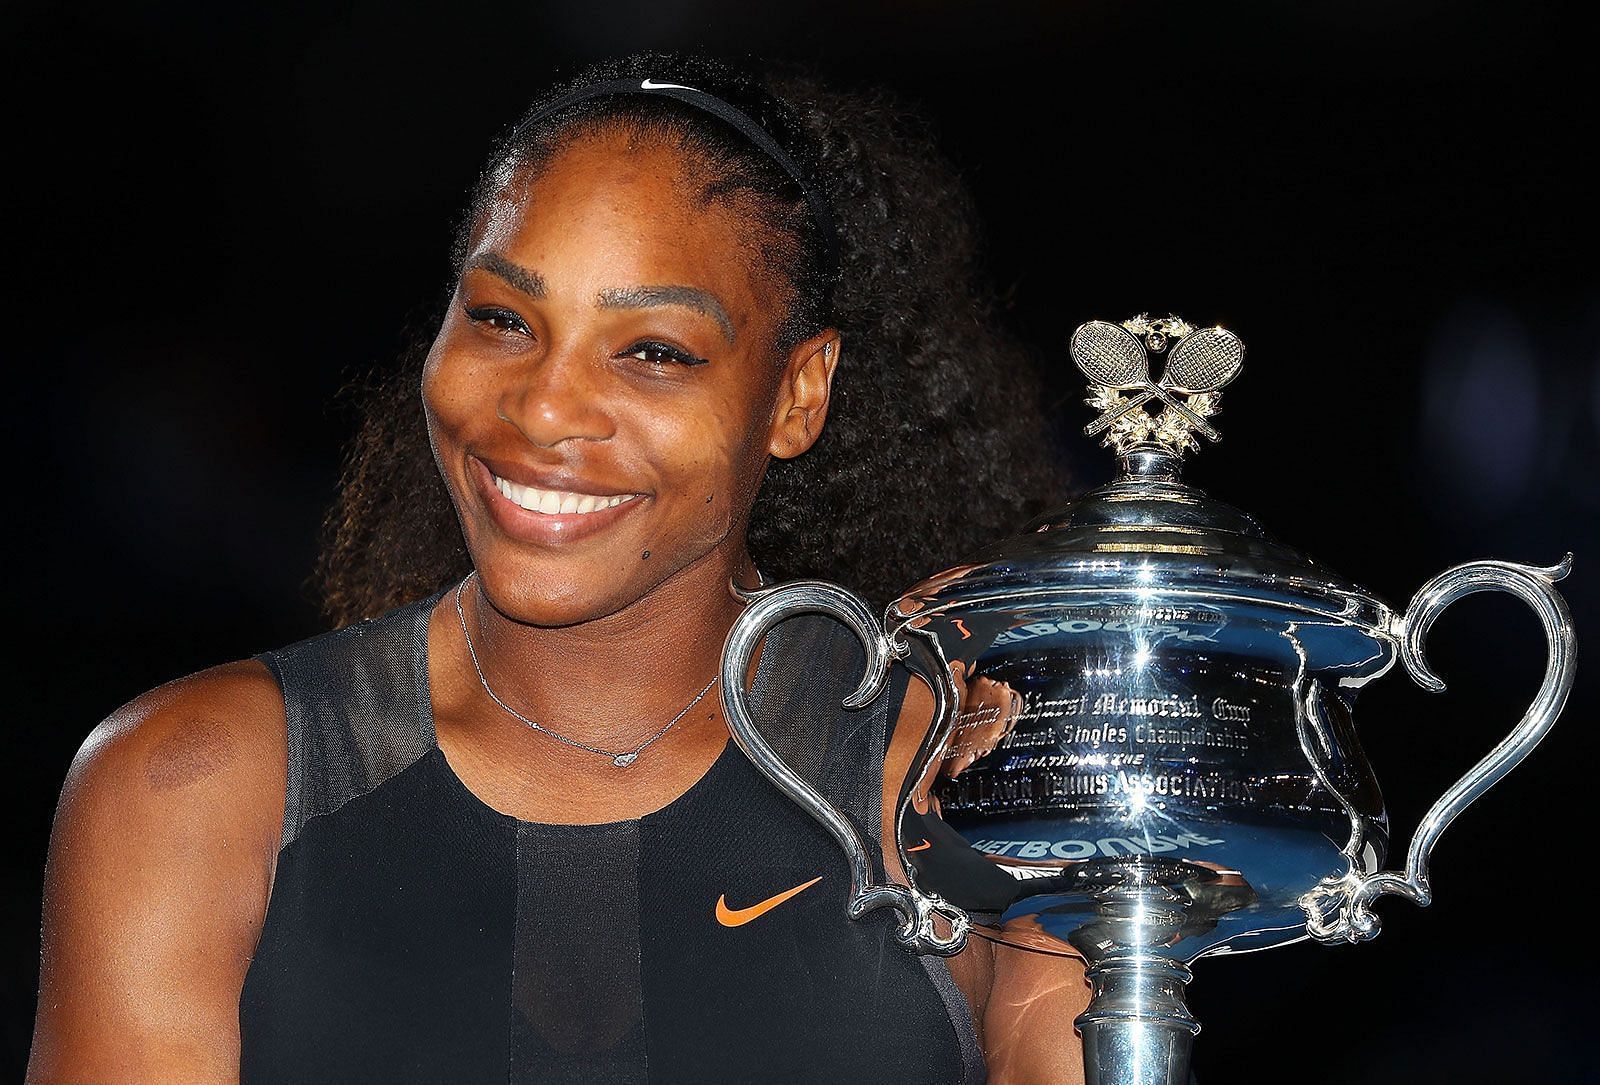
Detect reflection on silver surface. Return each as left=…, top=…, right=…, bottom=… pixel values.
left=720, top=315, right=1577, bottom=1085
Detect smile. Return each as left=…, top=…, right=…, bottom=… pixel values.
left=493, top=475, right=641, bottom=515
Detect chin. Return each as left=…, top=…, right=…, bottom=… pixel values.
left=461, top=513, right=740, bottom=629
left=472, top=559, right=638, bottom=628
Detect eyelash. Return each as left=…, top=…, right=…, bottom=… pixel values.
left=463, top=305, right=709, bottom=368
left=621, top=340, right=710, bottom=368
left=464, top=305, right=531, bottom=336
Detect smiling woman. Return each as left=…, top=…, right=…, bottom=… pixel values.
left=425, top=122, right=811, bottom=628
left=29, top=52, right=1078, bottom=1085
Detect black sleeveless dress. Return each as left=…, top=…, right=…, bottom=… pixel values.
left=238, top=592, right=984, bottom=1084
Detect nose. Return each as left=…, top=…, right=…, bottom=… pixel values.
left=498, top=346, right=616, bottom=448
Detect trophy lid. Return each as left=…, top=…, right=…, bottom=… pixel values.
left=897, top=315, right=1399, bottom=665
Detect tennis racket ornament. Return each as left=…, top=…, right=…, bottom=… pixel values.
left=720, top=314, right=1576, bottom=1085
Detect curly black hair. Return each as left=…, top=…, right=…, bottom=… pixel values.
left=314, top=54, right=1068, bottom=627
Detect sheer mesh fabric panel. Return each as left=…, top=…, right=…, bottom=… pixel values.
left=256, top=594, right=442, bottom=850
left=746, top=615, right=887, bottom=880
left=503, top=616, right=838, bottom=1084
left=511, top=821, right=647, bottom=1084
left=251, top=600, right=986, bottom=1082
left=750, top=616, right=987, bottom=1083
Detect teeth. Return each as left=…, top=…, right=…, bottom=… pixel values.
left=493, top=475, right=636, bottom=516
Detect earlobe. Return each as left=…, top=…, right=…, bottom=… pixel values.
left=768, top=331, right=842, bottom=460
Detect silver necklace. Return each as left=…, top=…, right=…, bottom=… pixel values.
left=454, top=572, right=720, bottom=767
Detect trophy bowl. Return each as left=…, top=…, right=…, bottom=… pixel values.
left=719, top=315, right=1576, bottom=1085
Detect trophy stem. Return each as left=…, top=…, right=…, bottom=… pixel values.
left=1076, top=954, right=1199, bottom=1085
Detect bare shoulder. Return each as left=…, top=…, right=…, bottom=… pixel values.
left=60, top=658, right=287, bottom=867
left=28, top=660, right=287, bottom=1083
left=76, top=657, right=287, bottom=787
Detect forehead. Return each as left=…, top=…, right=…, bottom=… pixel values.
left=470, top=129, right=775, bottom=318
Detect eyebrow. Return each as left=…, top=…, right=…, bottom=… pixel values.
left=465, top=252, right=546, bottom=298
left=597, top=284, right=737, bottom=344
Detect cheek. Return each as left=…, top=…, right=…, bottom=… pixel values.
left=421, top=335, right=459, bottom=413
left=419, top=344, right=450, bottom=455
left=421, top=337, right=491, bottom=449
left=643, top=395, right=772, bottom=536
left=419, top=339, right=505, bottom=528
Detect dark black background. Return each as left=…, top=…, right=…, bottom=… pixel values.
left=4, top=1, right=1595, bottom=1080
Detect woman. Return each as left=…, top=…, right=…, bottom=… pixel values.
left=29, top=53, right=1087, bottom=1083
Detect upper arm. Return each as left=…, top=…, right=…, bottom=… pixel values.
left=27, top=660, right=287, bottom=1085
left=982, top=941, right=1090, bottom=1085
left=880, top=674, right=998, bottom=1044
left=882, top=670, right=1091, bottom=1083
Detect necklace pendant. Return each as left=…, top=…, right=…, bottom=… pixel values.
left=613, top=752, right=638, bottom=767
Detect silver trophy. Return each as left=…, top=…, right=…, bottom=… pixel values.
left=720, top=314, right=1576, bottom=1085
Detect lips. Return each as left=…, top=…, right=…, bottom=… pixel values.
left=469, top=455, right=648, bottom=545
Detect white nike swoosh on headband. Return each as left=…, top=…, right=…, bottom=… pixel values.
left=640, top=79, right=697, bottom=91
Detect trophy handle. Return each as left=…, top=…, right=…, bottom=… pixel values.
left=720, top=579, right=970, bottom=956
left=1304, top=554, right=1576, bottom=943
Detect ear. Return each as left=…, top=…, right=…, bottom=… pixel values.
left=767, top=329, right=842, bottom=460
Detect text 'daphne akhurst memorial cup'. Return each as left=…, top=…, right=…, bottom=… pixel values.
left=719, top=314, right=1576, bottom=1085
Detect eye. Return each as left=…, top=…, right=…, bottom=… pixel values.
left=620, top=340, right=710, bottom=367
left=464, top=305, right=532, bottom=337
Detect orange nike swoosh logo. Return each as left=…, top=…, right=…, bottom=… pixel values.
left=908, top=839, right=932, bottom=852
left=715, top=876, right=823, bottom=927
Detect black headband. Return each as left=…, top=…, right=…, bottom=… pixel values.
left=521, top=76, right=839, bottom=278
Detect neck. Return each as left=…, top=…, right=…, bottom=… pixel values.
left=457, top=547, right=758, bottom=752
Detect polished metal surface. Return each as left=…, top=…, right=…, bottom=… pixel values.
left=719, top=314, right=1577, bottom=1085
left=1302, top=554, right=1575, bottom=942
left=720, top=580, right=970, bottom=956
left=1074, top=314, right=1242, bottom=454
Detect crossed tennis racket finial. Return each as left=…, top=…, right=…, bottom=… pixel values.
left=1071, top=315, right=1245, bottom=454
